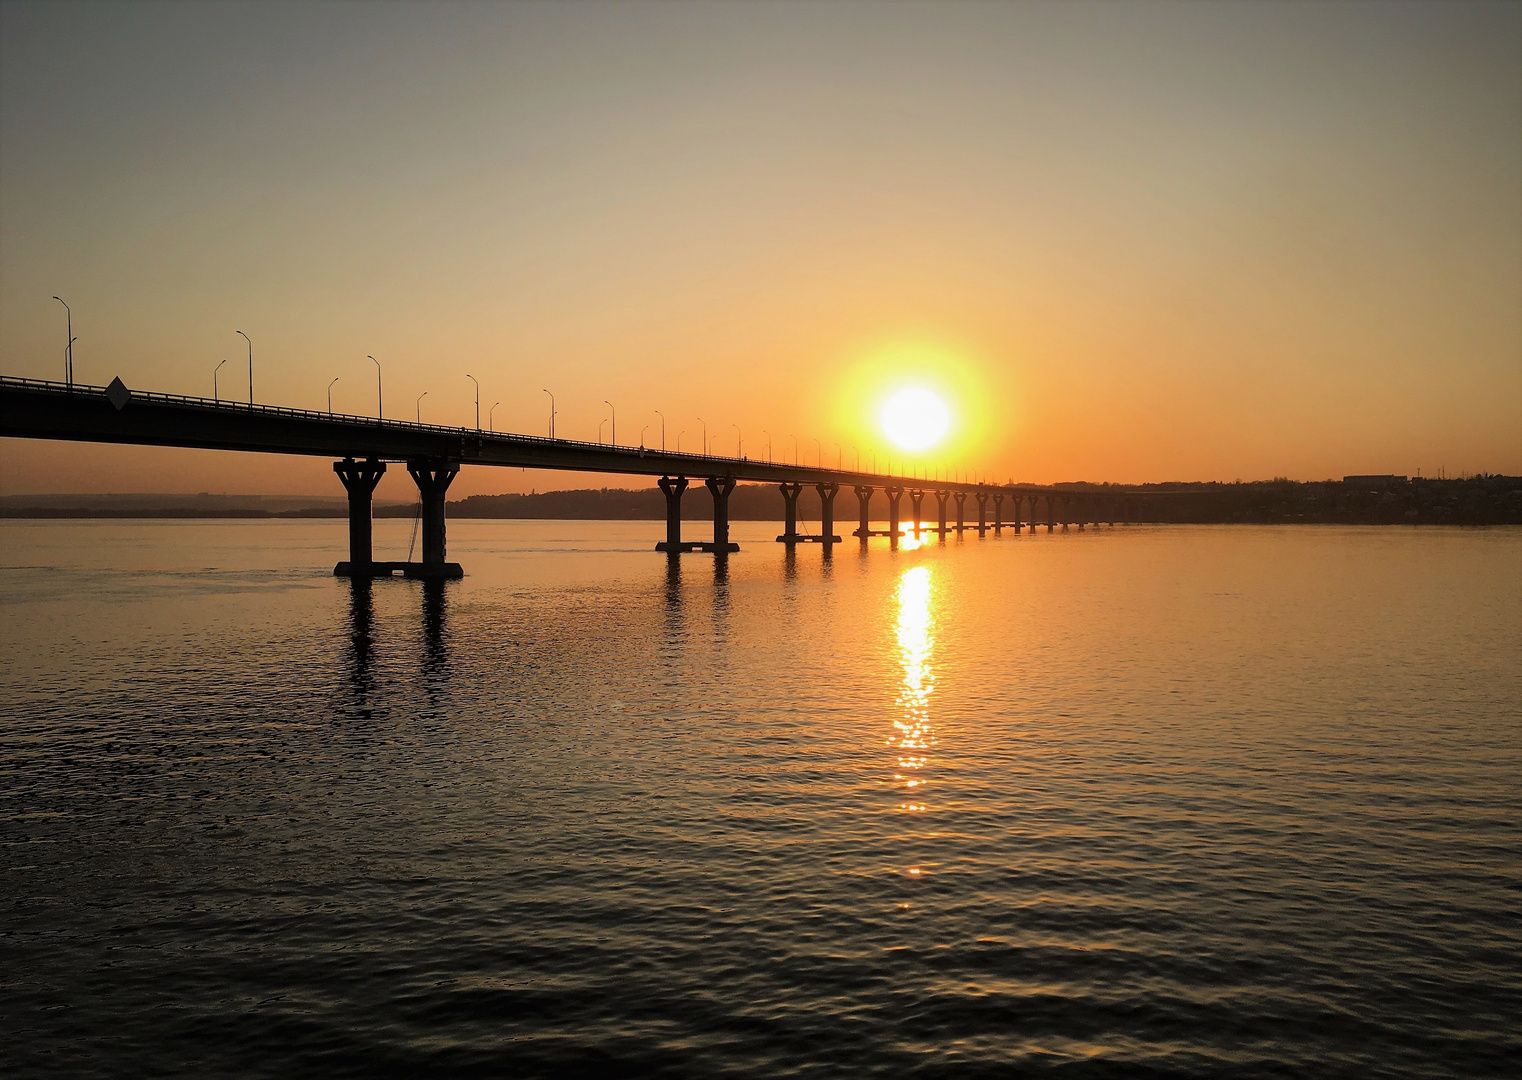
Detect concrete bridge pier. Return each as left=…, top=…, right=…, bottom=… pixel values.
left=333, top=456, right=386, bottom=576
left=886, top=486, right=904, bottom=548
left=935, top=490, right=949, bottom=540
left=655, top=475, right=692, bottom=552
left=909, top=490, right=925, bottom=537
left=777, top=482, right=804, bottom=544
left=1011, top=494, right=1024, bottom=534
left=993, top=493, right=1005, bottom=534
left=955, top=492, right=966, bottom=534
left=1046, top=495, right=1057, bottom=532
left=816, top=482, right=841, bottom=546
left=406, top=459, right=464, bottom=578
left=853, top=485, right=874, bottom=542
left=976, top=491, right=988, bottom=535
left=705, top=475, right=739, bottom=554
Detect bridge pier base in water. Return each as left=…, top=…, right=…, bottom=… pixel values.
left=994, top=493, right=1005, bottom=534
left=705, top=475, right=739, bottom=554
left=936, top=490, right=949, bottom=540
left=854, top=485, right=874, bottom=542
left=955, top=491, right=966, bottom=534
left=332, top=456, right=387, bottom=577
left=777, top=482, right=804, bottom=543
left=407, top=459, right=464, bottom=577
left=976, top=491, right=988, bottom=536
left=656, top=475, right=700, bottom=552
left=909, top=490, right=924, bottom=537
left=816, top=482, right=841, bottom=546
left=886, top=486, right=903, bottom=548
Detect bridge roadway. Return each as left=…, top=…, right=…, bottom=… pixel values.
left=1, top=375, right=1146, bottom=577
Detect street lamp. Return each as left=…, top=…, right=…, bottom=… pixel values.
left=791, top=434, right=798, bottom=465
left=605, top=400, right=615, bottom=446
left=214, top=358, right=228, bottom=402
left=763, top=430, right=771, bottom=463
left=542, top=389, right=555, bottom=438
left=814, top=438, right=821, bottom=468
left=368, top=355, right=382, bottom=420
left=52, top=297, right=73, bottom=389
left=599, top=419, right=608, bottom=444
left=677, top=430, right=685, bottom=453
left=640, top=424, right=649, bottom=447
left=328, top=377, right=339, bottom=414
left=698, top=417, right=707, bottom=456
left=733, top=424, right=741, bottom=458
left=236, top=331, right=252, bottom=405
left=489, top=401, right=500, bottom=432
left=416, top=391, right=427, bottom=423
left=466, top=374, right=480, bottom=429
left=654, top=410, right=665, bottom=451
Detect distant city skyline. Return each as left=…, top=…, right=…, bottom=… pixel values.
left=2, top=1, right=1518, bottom=500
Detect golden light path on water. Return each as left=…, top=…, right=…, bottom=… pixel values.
left=892, top=564, right=936, bottom=818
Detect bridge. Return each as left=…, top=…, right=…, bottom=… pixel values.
left=1, top=375, right=1147, bottom=578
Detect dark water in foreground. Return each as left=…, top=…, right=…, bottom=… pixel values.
left=2, top=520, right=1519, bottom=1078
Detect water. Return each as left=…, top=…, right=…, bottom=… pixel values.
left=3, top=520, right=1519, bottom=1078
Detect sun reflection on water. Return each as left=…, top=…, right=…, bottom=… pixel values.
left=892, top=564, right=937, bottom=811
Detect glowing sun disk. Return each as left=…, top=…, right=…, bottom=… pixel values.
left=881, top=388, right=951, bottom=451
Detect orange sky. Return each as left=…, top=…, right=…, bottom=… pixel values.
left=3, top=1, right=1518, bottom=500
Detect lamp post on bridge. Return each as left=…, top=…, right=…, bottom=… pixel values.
left=368, top=355, right=382, bottom=420
left=52, top=297, right=73, bottom=389
left=416, top=391, right=427, bottom=423
left=791, top=434, right=798, bottom=465
left=697, top=417, right=707, bottom=457
left=328, top=377, right=339, bottom=415
left=763, top=431, right=771, bottom=462
left=654, top=410, right=665, bottom=451
left=214, top=358, right=228, bottom=402
left=814, top=438, right=822, bottom=469
left=466, top=374, right=480, bottom=429
left=677, top=430, right=685, bottom=453
left=605, top=400, right=615, bottom=446
left=236, top=331, right=252, bottom=405
left=542, top=389, right=556, bottom=438
left=640, top=424, right=649, bottom=448
left=599, top=419, right=607, bottom=444
left=489, top=401, right=500, bottom=432
left=733, top=424, right=741, bottom=458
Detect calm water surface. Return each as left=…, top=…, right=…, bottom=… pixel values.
left=2, top=520, right=1519, bottom=1078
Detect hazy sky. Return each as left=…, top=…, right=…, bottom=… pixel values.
left=2, top=0, right=1518, bottom=497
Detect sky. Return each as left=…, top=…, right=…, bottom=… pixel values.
left=2, top=0, right=1518, bottom=499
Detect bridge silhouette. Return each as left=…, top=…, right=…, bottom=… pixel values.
left=1, top=375, right=1147, bottom=578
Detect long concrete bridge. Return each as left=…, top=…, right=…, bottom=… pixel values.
left=1, top=375, right=1150, bottom=578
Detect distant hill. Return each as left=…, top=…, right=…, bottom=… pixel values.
left=3, top=477, right=1518, bottom=524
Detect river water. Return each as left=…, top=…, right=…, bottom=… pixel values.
left=2, top=520, right=1518, bottom=1078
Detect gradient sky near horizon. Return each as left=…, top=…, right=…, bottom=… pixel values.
left=2, top=0, right=1518, bottom=499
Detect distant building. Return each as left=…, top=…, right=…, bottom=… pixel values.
left=1343, top=474, right=1408, bottom=487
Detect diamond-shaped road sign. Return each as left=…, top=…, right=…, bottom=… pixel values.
left=105, top=377, right=131, bottom=411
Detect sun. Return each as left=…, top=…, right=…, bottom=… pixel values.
left=881, top=387, right=951, bottom=451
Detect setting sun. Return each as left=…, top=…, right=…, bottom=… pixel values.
left=881, top=387, right=951, bottom=451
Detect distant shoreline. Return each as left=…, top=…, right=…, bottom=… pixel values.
left=2, top=477, right=1518, bottom=526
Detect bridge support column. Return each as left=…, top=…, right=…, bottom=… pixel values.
left=1010, top=494, right=1023, bottom=534
left=1046, top=495, right=1056, bottom=532
left=976, top=491, right=988, bottom=536
left=777, top=482, right=804, bottom=544
left=935, top=490, right=949, bottom=540
left=994, top=493, right=1005, bottom=534
left=909, top=490, right=924, bottom=537
left=655, top=475, right=689, bottom=552
left=885, top=486, right=903, bottom=547
left=955, top=492, right=966, bottom=533
left=706, top=475, right=739, bottom=554
left=333, top=457, right=386, bottom=576
left=816, top=482, right=841, bottom=545
left=406, top=460, right=463, bottom=578
left=854, top=486, right=874, bottom=540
